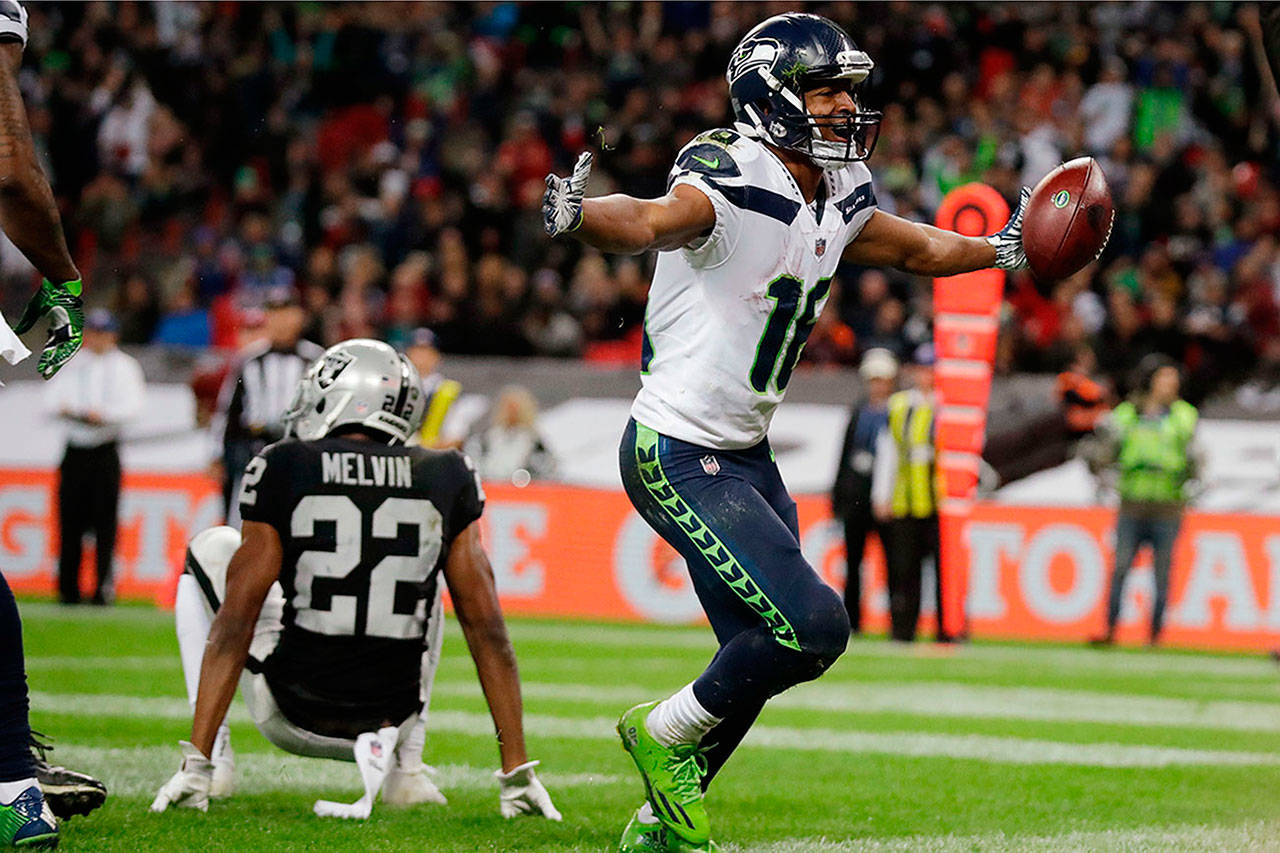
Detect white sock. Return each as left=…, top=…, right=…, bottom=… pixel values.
left=645, top=683, right=722, bottom=748
left=212, top=723, right=232, bottom=760
left=395, top=715, right=425, bottom=773
left=174, top=574, right=212, bottom=708
left=636, top=801, right=658, bottom=825
left=0, top=778, right=37, bottom=804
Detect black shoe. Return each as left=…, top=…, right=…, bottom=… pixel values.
left=30, top=731, right=107, bottom=820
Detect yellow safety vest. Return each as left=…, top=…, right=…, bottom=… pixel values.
left=418, top=377, right=461, bottom=448
left=888, top=391, right=940, bottom=519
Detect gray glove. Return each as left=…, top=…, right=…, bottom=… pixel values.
left=986, top=187, right=1030, bottom=271
left=542, top=152, right=593, bottom=237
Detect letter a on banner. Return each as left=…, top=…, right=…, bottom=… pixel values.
left=933, top=184, right=1008, bottom=639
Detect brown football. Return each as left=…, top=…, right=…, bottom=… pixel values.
left=1021, top=157, right=1114, bottom=281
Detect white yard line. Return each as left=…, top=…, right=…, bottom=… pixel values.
left=727, top=821, right=1280, bottom=853
left=25, top=655, right=173, bottom=670
left=502, top=622, right=1279, bottom=679
left=433, top=678, right=1280, bottom=733
left=18, top=603, right=1275, bottom=678
left=48, top=744, right=620, bottom=798
left=31, top=692, right=1280, bottom=769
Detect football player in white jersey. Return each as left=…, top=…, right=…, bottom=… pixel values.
left=543, top=12, right=1029, bottom=853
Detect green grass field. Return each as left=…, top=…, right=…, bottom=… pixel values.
left=17, top=601, right=1280, bottom=852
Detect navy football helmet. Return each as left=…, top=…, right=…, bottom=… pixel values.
left=726, top=13, right=882, bottom=170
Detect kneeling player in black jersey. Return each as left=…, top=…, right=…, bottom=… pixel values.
left=151, top=339, right=560, bottom=821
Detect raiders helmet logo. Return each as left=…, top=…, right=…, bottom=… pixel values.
left=316, top=351, right=354, bottom=389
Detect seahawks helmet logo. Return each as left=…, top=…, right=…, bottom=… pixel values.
left=315, top=351, right=354, bottom=389
left=727, top=37, right=781, bottom=83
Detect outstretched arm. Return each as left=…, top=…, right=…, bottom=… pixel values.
left=0, top=43, right=77, bottom=285
left=843, top=209, right=997, bottom=275
left=543, top=151, right=715, bottom=254
left=843, top=188, right=1029, bottom=276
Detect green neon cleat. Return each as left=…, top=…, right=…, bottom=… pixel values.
left=618, top=807, right=720, bottom=852
left=617, top=702, right=710, bottom=846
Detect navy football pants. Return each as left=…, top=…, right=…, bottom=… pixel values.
left=620, top=420, right=849, bottom=787
left=0, top=571, right=34, bottom=782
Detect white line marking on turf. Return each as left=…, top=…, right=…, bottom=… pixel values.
left=25, top=655, right=173, bottom=670
left=45, top=744, right=621, bottom=799
left=500, top=622, right=1280, bottom=679
left=30, top=692, right=1280, bottom=769
left=431, top=678, right=1280, bottom=733
left=725, top=820, right=1280, bottom=853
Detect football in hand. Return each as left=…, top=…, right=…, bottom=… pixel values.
left=1021, top=157, right=1114, bottom=281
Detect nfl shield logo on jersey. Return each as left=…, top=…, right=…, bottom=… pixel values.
left=700, top=455, right=721, bottom=476
left=815, top=238, right=826, bottom=257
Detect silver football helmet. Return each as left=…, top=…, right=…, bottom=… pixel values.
left=282, top=339, right=425, bottom=445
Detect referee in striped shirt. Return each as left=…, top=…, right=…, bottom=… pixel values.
left=209, top=285, right=322, bottom=526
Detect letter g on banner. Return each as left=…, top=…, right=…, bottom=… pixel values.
left=615, top=515, right=702, bottom=623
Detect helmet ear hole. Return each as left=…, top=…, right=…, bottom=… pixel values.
left=316, top=397, right=326, bottom=413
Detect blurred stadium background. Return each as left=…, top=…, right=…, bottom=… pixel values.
left=5, top=2, right=1280, bottom=849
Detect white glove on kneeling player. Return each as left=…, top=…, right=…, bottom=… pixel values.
left=986, top=186, right=1031, bottom=270
left=495, top=759, right=561, bottom=820
left=151, top=741, right=213, bottom=812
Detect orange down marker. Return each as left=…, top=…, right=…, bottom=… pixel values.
left=933, top=183, right=1009, bottom=640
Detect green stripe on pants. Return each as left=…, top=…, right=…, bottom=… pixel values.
left=633, top=422, right=800, bottom=651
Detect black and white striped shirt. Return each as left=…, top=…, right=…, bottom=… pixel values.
left=211, top=339, right=324, bottom=454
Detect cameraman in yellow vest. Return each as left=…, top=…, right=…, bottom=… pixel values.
left=871, top=345, right=949, bottom=643
left=1089, top=356, right=1201, bottom=647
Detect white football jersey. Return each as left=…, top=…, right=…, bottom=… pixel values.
left=631, top=126, right=878, bottom=449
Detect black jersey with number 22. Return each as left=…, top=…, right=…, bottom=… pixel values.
left=239, top=434, right=484, bottom=736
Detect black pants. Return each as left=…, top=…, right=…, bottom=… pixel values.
left=886, top=515, right=943, bottom=642
left=840, top=509, right=881, bottom=634
left=0, top=571, right=34, bottom=781
left=57, top=443, right=121, bottom=604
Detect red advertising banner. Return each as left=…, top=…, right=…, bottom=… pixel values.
left=4, top=471, right=1278, bottom=651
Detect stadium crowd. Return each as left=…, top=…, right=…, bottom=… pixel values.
left=5, top=2, right=1278, bottom=401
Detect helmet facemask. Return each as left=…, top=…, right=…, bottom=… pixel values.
left=727, top=17, right=883, bottom=171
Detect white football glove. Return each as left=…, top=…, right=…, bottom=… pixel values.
left=986, top=186, right=1031, bottom=270
left=542, top=151, right=592, bottom=237
left=150, top=741, right=213, bottom=813
left=495, top=759, right=561, bottom=820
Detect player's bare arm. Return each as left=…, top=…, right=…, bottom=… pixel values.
left=0, top=26, right=84, bottom=379
left=543, top=152, right=715, bottom=254
left=843, top=192, right=1029, bottom=276
left=444, top=521, right=527, bottom=772
left=843, top=209, right=995, bottom=275
left=190, top=520, right=282, bottom=757
left=0, top=44, right=76, bottom=285
left=445, top=519, right=561, bottom=819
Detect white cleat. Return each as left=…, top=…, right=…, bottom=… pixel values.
left=313, top=725, right=396, bottom=821
left=382, top=767, right=447, bottom=807
left=210, top=728, right=235, bottom=799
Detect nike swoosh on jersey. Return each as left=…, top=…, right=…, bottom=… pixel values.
left=690, top=154, right=720, bottom=169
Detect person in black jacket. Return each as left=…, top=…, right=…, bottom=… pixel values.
left=832, top=349, right=898, bottom=634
